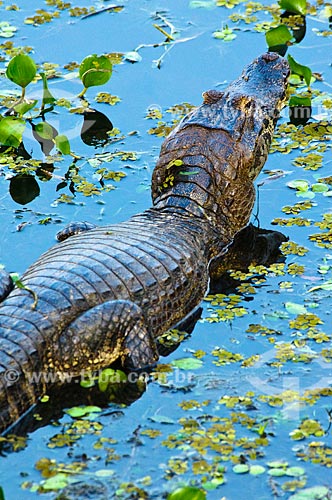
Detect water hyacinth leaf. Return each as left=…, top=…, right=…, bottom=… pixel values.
left=40, top=72, right=56, bottom=107
left=80, top=377, right=95, bottom=388
left=287, top=55, right=312, bottom=87
left=268, top=468, right=287, bottom=476
left=285, top=466, right=306, bottom=477
left=34, top=122, right=55, bottom=140
left=98, top=368, right=126, bottom=392
left=167, top=486, right=206, bottom=500
left=0, top=117, right=25, bottom=147
left=65, top=405, right=102, bottom=418
left=233, top=464, right=250, bottom=474
left=95, top=469, right=115, bottom=477
left=285, top=302, right=307, bottom=314
left=8, top=273, right=22, bottom=287
left=297, top=190, right=315, bottom=199
left=289, top=486, right=330, bottom=499
left=0, top=21, right=17, bottom=38
left=289, top=96, right=311, bottom=107
left=202, top=478, right=225, bottom=490
left=287, top=179, right=309, bottom=191
left=41, top=473, right=69, bottom=491
left=55, top=134, right=71, bottom=155
left=79, top=54, right=112, bottom=89
left=266, top=25, right=292, bottom=47
left=171, top=357, right=203, bottom=370
left=267, top=461, right=288, bottom=468
left=249, top=465, right=266, bottom=475
left=312, top=183, right=329, bottom=193
left=279, top=0, right=306, bottom=16
left=6, top=54, right=37, bottom=89
left=14, top=99, right=38, bottom=117
left=213, top=26, right=236, bottom=41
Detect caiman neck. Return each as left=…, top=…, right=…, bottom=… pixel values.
left=152, top=126, right=256, bottom=243
left=149, top=203, right=231, bottom=263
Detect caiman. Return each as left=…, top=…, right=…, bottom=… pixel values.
left=0, top=53, right=289, bottom=433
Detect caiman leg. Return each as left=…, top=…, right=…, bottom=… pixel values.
left=55, top=300, right=159, bottom=372
left=0, top=269, right=14, bottom=302
left=56, top=221, right=96, bottom=242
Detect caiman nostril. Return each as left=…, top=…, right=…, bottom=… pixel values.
left=262, top=52, right=279, bottom=62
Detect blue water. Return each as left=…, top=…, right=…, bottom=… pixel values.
left=0, top=1, right=332, bottom=499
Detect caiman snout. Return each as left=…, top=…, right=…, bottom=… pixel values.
left=257, top=51, right=290, bottom=79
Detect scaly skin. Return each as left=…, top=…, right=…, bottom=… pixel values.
left=0, top=53, right=289, bottom=433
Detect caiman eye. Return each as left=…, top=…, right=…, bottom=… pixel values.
left=232, top=95, right=255, bottom=111
left=202, top=90, right=224, bottom=104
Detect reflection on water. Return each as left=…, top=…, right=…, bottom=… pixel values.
left=0, top=0, right=332, bottom=498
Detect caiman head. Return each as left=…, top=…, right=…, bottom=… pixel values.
left=177, top=52, right=290, bottom=180
left=152, top=53, right=289, bottom=238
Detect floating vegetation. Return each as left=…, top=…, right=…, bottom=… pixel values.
left=0, top=0, right=332, bottom=499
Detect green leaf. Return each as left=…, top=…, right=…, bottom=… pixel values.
left=297, top=190, right=315, bottom=199
left=42, top=473, right=68, bottom=491
left=289, top=96, right=312, bottom=107
left=287, top=179, right=309, bottom=191
left=40, top=72, right=56, bottom=107
left=55, top=134, right=71, bottom=155
left=213, top=26, right=237, bottom=41
left=10, top=273, right=25, bottom=288
left=98, top=368, right=126, bottom=392
left=65, top=405, right=102, bottom=418
left=167, top=486, right=206, bottom=500
left=95, top=469, right=115, bottom=477
left=171, top=357, right=203, bottom=370
left=0, top=117, right=25, bottom=147
left=202, top=478, right=225, bottom=490
left=0, top=21, right=17, bottom=38
left=311, top=183, right=329, bottom=193
left=233, top=464, right=250, bottom=474
left=34, top=122, right=55, bottom=140
left=179, top=170, right=200, bottom=176
left=267, top=461, right=288, bottom=468
left=279, top=0, right=306, bottom=16
left=266, top=25, right=292, bottom=47
left=80, top=377, right=95, bottom=388
left=14, top=99, right=38, bottom=116
left=249, top=465, right=266, bottom=475
left=285, top=466, right=306, bottom=477
left=6, top=54, right=37, bottom=88
left=268, top=468, right=287, bottom=476
left=285, top=302, right=307, bottom=314
left=0, top=486, right=5, bottom=500
left=287, top=55, right=312, bottom=87
left=79, top=54, right=112, bottom=90
left=289, top=486, right=330, bottom=500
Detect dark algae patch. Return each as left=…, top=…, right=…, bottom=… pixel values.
left=0, top=0, right=332, bottom=499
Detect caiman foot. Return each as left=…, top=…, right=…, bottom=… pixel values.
left=56, top=300, right=159, bottom=373
left=0, top=269, right=14, bottom=302
left=56, top=221, right=96, bottom=242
